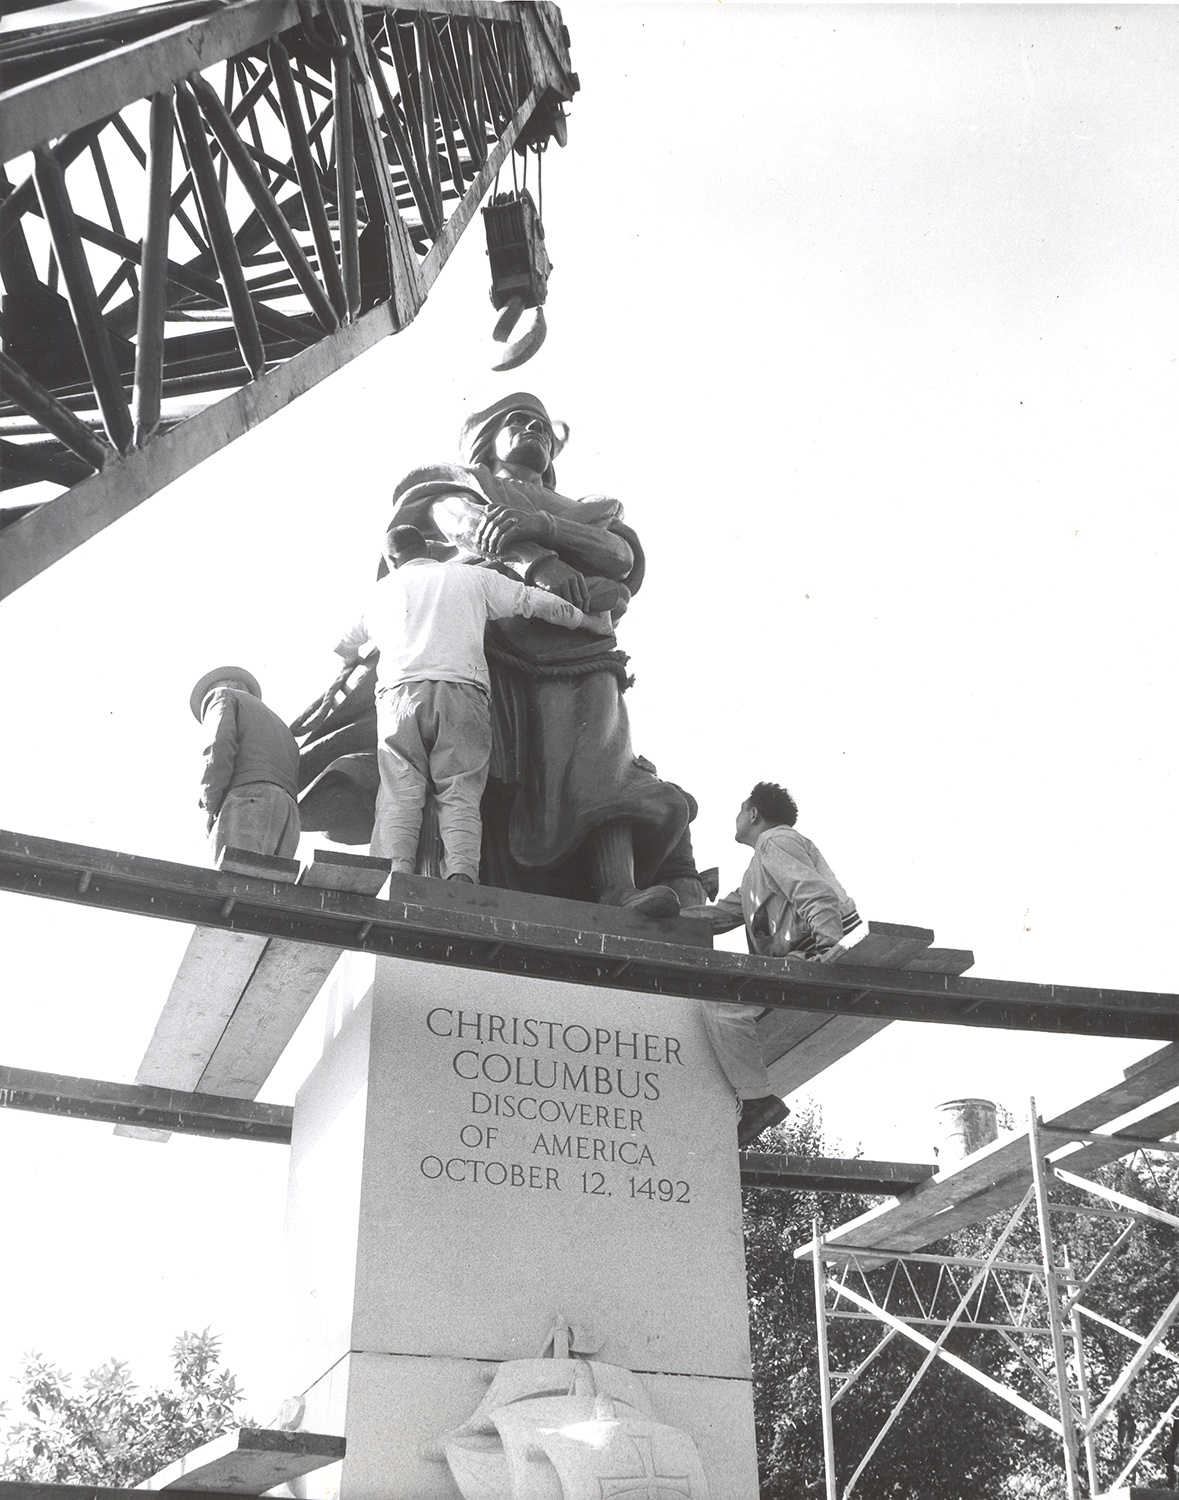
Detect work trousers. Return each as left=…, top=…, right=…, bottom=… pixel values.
left=211, top=782, right=300, bottom=862
left=702, top=916, right=864, bottom=1099
left=372, top=679, right=491, bottom=881
left=701, top=1002, right=772, bottom=1100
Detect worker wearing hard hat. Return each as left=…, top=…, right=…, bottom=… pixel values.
left=190, top=666, right=300, bottom=863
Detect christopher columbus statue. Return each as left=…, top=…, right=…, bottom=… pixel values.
left=294, top=393, right=702, bottom=916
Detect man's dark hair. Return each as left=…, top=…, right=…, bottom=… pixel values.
left=384, top=523, right=429, bottom=563
left=748, top=781, right=799, bottom=827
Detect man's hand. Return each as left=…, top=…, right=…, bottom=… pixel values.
left=811, top=925, right=847, bottom=962
left=474, top=503, right=550, bottom=556
left=580, top=610, right=615, bottom=638
left=679, top=905, right=744, bottom=934
left=529, top=556, right=591, bottom=611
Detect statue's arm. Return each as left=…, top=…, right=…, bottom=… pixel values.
left=429, top=495, right=596, bottom=610
left=480, top=506, right=634, bottom=580
left=430, top=494, right=633, bottom=579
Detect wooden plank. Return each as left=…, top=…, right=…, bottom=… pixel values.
left=764, top=1015, right=892, bottom=1096
left=760, top=933, right=974, bottom=1095
left=1095, top=1487, right=1179, bottom=1499
left=815, top=1042, right=1179, bottom=1256
left=195, top=851, right=387, bottom=1100
left=901, top=947, right=976, bottom=974
left=757, top=923, right=937, bottom=1068
left=141, top=1429, right=344, bottom=1493
left=871, top=1088, right=1179, bottom=1256
left=821, top=920, right=936, bottom=970
left=114, top=852, right=299, bottom=1141
left=1051, top=1097, right=1179, bottom=1179
left=757, top=924, right=940, bottom=1070
left=0, top=1486, right=282, bottom=1500
left=0, top=1066, right=292, bottom=1143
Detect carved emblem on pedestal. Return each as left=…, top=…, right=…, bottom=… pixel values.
left=428, top=1321, right=710, bottom=1500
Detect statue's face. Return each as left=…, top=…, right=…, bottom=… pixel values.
left=493, top=411, right=553, bottom=474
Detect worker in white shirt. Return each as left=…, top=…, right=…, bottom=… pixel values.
left=685, top=781, right=861, bottom=1146
left=335, top=524, right=612, bottom=884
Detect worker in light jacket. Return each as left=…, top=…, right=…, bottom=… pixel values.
left=685, top=781, right=861, bottom=1146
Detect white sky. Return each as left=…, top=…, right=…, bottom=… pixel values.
left=0, top=2, right=1176, bottom=1423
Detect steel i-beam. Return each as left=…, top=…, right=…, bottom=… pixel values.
left=0, top=0, right=578, bottom=598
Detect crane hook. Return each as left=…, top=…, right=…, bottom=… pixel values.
left=483, top=189, right=551, bottom=372
left=491, top=297, right=548, bottom=370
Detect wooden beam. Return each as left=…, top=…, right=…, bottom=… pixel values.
left=758, top=925, right=974, bottom=1096
left=142, top=1428, right=344, bottom=1493
left=753, top=918, right=936, bottom=1086
left=117, top=849, right=388, bottom=1142
left=0, top=1487, right=288, bottom=1500
left=194, top=850, right=388, bottom=1102
left=740, top=1153, right=936, bottom=1196
left=114, top=849, right=299, bottom=1141
left=0, top=1065, right=293, bottom=1143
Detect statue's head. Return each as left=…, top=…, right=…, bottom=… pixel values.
left=459, top=392, right=567, bottom=487
left=189, top=666, right=261, bottom=721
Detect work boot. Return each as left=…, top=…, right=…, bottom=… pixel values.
left=738, top=1095, right=791, bottom=1148
left=447, top=873, right=476, bottom=885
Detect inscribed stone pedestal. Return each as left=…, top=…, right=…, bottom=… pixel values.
left=285, top=951, right=758, bottom=1499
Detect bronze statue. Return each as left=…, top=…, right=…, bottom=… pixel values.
left=294, top=394, right=700, bottom=915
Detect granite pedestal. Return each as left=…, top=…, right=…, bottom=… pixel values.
left=284, top=945, right=758, bottom=1499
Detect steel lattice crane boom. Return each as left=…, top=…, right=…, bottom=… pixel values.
left=0, top=0, right=577, bottom=599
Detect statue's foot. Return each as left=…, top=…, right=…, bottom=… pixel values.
left=599, top=884, right=680, bottom=919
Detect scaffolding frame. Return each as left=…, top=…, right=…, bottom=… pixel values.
left=800, top=1105, right=1179, bottom=1499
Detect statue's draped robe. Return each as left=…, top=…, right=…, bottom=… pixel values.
left=293, top=464, right=690, bottom=900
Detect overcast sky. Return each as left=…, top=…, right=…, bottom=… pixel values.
left=1, top=2, right=1176, bottom=1420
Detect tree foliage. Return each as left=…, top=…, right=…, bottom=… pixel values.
left=745, top=1106, right=1179, bottom=1499
left=0, top=1330, right=248, bottom=1487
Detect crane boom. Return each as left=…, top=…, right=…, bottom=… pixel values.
left=0, top=0, right=577, bottom=598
